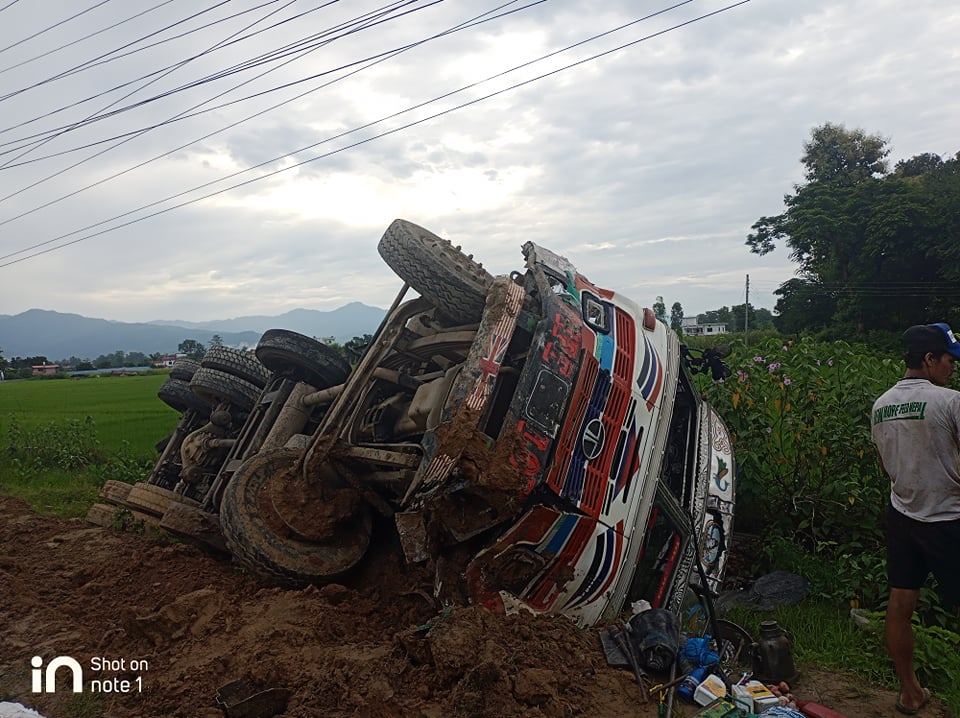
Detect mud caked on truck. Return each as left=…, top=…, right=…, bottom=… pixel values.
left=92, top=219, right=736, bottom=628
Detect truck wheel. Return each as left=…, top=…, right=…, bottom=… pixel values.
left=255, top=329, right=351, bottom=389
left=189, top=367, right=260, bottom=413
left=158, top=377, right=212, bottom=416
left=201, top=346, right=271, bottom=388
left=219, top=448, right=372, bottom=587
left=170, top=358, right=201, bottom=382
left=377, top=218, right=493, bottom=323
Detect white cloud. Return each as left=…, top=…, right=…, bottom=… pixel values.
left=0, top=0, right=956, bottom=327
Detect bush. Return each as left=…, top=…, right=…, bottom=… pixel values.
left=696, top=337, right=902, bottom=606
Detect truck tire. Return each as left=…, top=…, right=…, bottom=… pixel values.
left=189, top=367, right=260, bottom=413
left=158, top=377, right=212, bottom=416
left=255, top=329, right=351, bottom=389
left=170, top=358, right=201, bottom=382
left=123, top=482, right=199, bottom=517
left=99, top=480, right=134, bottom=504
left=377, top=218, right=493, bottom=323
left=201, top=346, right=271, bottom=388
left=220, top=448, right=372, bottom=587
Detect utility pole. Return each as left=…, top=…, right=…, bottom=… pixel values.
left=744, top=274, right=750, bottom=346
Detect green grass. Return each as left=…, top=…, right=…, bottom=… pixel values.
left=0, top=374, right=179, bottom=516
left=0, top=373, right=177, bottom=453
left=723, top=602, right=960, bottom=715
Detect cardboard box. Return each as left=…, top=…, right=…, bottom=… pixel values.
left=745, top=681, right=779, bottom=712
left=691, top=697, right=740, bottom=718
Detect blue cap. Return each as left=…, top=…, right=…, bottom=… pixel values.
left=930, top=323, right=960, bottom=359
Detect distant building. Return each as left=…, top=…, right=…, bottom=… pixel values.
left=31, top=363, right=61, bottom=376
left=681, top=317, right=728, bottom=336
left=153, top=354, right=180, bottom=368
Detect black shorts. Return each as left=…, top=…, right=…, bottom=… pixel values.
left=885, top=504, right=960, bottom=607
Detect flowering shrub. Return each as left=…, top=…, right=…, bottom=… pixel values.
left=694, top=336, right=903, bottom=605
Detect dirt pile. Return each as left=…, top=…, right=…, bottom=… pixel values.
left=0, top=495, right=943, bottom=718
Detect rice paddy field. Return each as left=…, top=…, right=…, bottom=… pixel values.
left=0, top=373, right=179, bottom=515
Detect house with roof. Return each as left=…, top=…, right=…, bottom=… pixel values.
left=681, top=317, right=728, bottom=336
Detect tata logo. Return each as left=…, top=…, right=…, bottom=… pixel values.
left=581, top=418, right=605, bottom=460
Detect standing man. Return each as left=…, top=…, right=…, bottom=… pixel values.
left=871, top=323, right=960, bottom=714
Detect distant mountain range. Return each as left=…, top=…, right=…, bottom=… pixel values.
left=0, top=303, right=385, bottom=360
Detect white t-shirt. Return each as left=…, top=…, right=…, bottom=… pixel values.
left=871, top=378, right=960, bottom=521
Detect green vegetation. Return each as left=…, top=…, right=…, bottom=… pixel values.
left=3, top=326, right=960, bottom=710
left=0, top=374, right=176, bottom=516
left=692, top=334, right=960, bottom=714
left=747, top=123, right=960, bottom=336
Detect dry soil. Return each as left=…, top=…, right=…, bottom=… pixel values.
left=0, top=494, right=948, bottom=718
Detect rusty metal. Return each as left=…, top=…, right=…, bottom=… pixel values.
left=301, top=295, right=432, bottom=479
left=258, top=380, right=317, bottom=452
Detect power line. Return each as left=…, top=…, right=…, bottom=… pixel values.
left=0, top=0, right=531, bottom=224
left=0, top=0, right=751, bottom=268
left=0, top=0, right=115, bottom=57
left=0, top=0, right=307, bottom=179
left=0, top=1, right=435, bottom=157
left=0, top=0, right=178, bottom=78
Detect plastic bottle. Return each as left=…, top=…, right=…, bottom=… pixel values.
left=677, top=666, right=709, bottom=703
left=796, top=700, right=848, bottom=718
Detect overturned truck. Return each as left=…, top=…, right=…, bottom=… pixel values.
left=92, top=219, right=736, bottom=628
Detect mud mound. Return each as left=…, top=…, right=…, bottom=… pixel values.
left=0, top=495, right=943, bottom=718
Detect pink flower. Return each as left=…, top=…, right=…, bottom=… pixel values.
left=784, top=377, right=792, bottom=386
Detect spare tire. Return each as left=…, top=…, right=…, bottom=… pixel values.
left=377, top=218, right=493, bottom=323
left=201, top=346, right=271, bottom=388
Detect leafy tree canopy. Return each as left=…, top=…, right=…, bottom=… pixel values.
left=747, top=123, right=960, bottom=335
left=652, top=296, right=667, bottom=324
left=178, top=339, right=206, bottom=360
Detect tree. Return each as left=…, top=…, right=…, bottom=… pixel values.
left=699, top=307, right=732, bottom=326
left=745, top=123, right=956, bottom=334
left=670, top=302, right=684, bottom=332
left=343, top=334, right=373, bottom=363
left=210, top=335, right=223, bottom=347
left=800, top=121, right=889, bottom=186
left=178, top=339, right=206, bottom=360
left=652, top=296, right=667, bottom=324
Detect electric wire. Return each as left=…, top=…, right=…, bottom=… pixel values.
left=0, top=0, right=309, bottom=178
left=0, top=0, right=751, bottom=268
left=0, top=0, right=512, bottom=169
left=0, top=0, right=521, bottom=223
left=0, top=0, right=22, bottom=14
left=0, top=0, right=443, bottom=206
left=0, top=0, right=115, bottom=57
left=0, top=0, right=178, bottom=78
left=0, top=0, right=426, bottom=159
left=0, top=0, right=413, bottom=142
left=0, top=0, right=263, bottom=105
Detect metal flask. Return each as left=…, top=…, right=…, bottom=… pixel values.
left=751, top=620, right=800, bottom=683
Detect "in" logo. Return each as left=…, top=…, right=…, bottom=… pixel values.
left=31, top=656, right=83, bottom=693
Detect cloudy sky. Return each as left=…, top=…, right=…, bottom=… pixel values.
left=0, top=0, right=956, bottom=324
